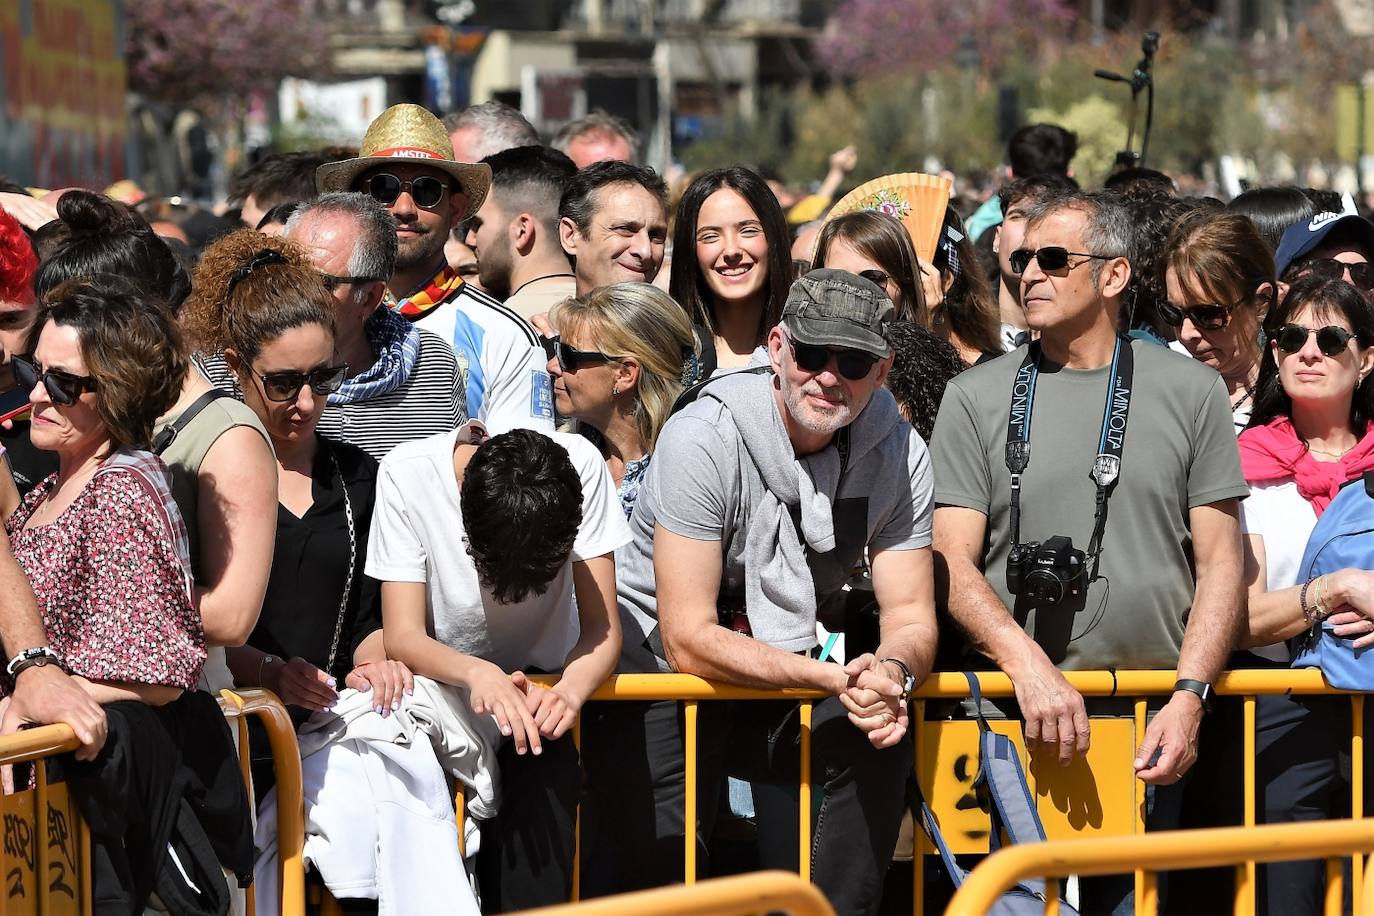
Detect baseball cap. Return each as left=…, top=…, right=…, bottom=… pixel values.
left=1275, top=210, right=1374, bottom=277
left=781, top=268, right=894, bottom=360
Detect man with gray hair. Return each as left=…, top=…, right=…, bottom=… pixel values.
left=444, top=101, right=540, bottom=164
left=931, top=191, right=1247, bottom=912
left=552, top=110, right=637, bottom=168
left=588, top=269, right=937, bottom=908
left=281, top=192, right=469, bottom=459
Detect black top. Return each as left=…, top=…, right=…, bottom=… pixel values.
left=249, top=436, right=381, bottom=682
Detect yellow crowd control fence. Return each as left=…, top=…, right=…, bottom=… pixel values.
left=524, top=870, right=835, bottom=915
left=0, top=688, right=304, bottom=916
left=944, top=818, right=1374, bottom=916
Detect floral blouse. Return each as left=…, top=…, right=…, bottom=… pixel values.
left=5, top=454, right=205, bottom=691
left=619, top=454, right=651, bottom=519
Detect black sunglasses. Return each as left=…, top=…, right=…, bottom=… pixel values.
left=1300, top=258, right=1374, bottom=292
left=789, top=339, right=879, bottom=381
left=12, top=355, right=97, bottom=406
left=319, top=272, right=381, bottom=292
left=1009, top=246, right=1116, bottom=276
left=250, top=364, right=349, bottom=402
left=365, top=173, right=451, bottom=210
left=1159, top=302, right=1234, bottom=332
left=547, top=337, right=623, bottom=373
left=858, top=269, right=891, bottom=289
left=1273, top=323, right=1357, bottom=357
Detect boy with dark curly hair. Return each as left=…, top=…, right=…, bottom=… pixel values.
left=367, top=423, right=629, bottom=910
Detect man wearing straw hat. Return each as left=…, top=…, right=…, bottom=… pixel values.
left=318, top=104, right=554, bottom=435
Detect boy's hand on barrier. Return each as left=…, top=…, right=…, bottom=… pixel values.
left=511, top=672, right=579, bottom=740
left=1133, top=692, right=1201, bottom=785
left=346, top=660, right=414, bottom=718
left=5, top=664, right=106, bottom=761
left=467, top=662, right=541, bottom=755
left=268, top=657, right=338, bottom=713
left=1009, top=657, right=1090, bottom=766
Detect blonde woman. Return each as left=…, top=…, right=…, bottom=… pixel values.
left=546, top=282, right=697, bottom=516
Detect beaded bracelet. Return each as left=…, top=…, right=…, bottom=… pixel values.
left=1301, top=578, right=1316, bottom=626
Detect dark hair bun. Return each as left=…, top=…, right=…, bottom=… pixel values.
left=55, top=190, right=143, bottom=237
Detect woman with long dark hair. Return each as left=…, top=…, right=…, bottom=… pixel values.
left=813, top=210, right=927, bottom=326
left=669, top=166, right=793, bottom=374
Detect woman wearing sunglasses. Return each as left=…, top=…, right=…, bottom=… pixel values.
left=185, top=232, right=411, bottom=728
left=546, top=283, right=696, bottom=517
left=670, top=167, right=793, bottom=376
left=7, top=275, right=204, bottom=706
left=1163, top=210, right=1277, bottom=433
left=32, top=191, right=277, bottom=693
left=1233, top=276, right=1374, bottom=915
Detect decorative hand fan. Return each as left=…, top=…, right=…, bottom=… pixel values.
left=822, top=172, right=952, bottom=262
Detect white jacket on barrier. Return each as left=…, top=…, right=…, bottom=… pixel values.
left=254, top=676, right=504, bottom=914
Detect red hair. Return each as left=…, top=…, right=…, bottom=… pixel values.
left=0, top=209, right=36, bottom=305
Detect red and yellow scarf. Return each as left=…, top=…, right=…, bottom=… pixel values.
left=389, top=262, right=466, bottom=321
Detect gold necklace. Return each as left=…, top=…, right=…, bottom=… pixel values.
left=1306, top=441, right=1355, bottom=459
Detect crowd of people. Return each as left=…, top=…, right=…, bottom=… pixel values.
left=1, top=98, right=1374, bottom=916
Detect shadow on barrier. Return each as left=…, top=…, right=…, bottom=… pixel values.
left=521, top=870, right=835, bottom=915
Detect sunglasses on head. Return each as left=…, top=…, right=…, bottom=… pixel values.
left=544, top=337, right=623, bottom=373
left=12, top=355, right=97, bottom=406
left=364, top=173, right=451, bottom=210
left=1009, top=246, right=1115, bottom=276
left=789, top=338, right=879, bottom=381
left=1273, top=323, right=1358, bottom=358
left=1300, top=258, right=1374, bottom=291
left=250, top=364, right=349, bottom=402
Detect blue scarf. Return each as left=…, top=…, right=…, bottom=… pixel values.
left=329, top=306, right=422, bottom=405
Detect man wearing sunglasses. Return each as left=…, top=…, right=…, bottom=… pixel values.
left=933, top=192, right=1248, bottom=911
left=1275, top=207, right=1374, bottom=295
left=317, top=104, right=555, bottom=435
left=596, top=269, right=936, bottom=908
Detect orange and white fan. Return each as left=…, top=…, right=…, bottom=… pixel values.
left=823, top=172, right=952, bottom=262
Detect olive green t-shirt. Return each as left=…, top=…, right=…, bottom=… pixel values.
left=930, top=339, right=1248, bottom=670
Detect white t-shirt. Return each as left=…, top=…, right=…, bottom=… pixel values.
left=413, top=285, right=555, bottom=435
left=1241, top=478, right=1316, bottom=662
left=365, top=425, right=630, bottom=673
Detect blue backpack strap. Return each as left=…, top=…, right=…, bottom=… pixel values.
left=918, top=801, right=970, bottom=887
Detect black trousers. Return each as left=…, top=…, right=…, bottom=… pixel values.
left=475, top=732, right=581, bottom=913
left=580, top=696, right=911, bottom=915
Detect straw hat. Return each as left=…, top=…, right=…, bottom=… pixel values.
left=315, top=103, right=491, bottom=219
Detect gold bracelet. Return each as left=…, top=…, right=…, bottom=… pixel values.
left=1313, top=577, right=1331, bottom=622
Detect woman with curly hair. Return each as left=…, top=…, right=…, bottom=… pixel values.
left=185, top=229, right=411, bottom=727
left=33, top=190, right=277, bottom=689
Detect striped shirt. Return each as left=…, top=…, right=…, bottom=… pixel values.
left=194, top=328, right=467, bottom=461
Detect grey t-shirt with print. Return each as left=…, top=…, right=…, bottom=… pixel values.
left=930, top=338, right=1248, bottom=671
left=616, top=379, right=935, bottom=674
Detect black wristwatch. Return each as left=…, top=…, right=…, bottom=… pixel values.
left=1173, top=678, right=1214, bottom=713
left=880, top=657, right=917, bottom=700
left=6, top=646, right=63, bottom=680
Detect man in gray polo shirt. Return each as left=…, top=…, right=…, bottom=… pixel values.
left=586, top=269, right=937, bottom=913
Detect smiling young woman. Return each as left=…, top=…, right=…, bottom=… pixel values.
left=669, top=167, right=793, bottom=373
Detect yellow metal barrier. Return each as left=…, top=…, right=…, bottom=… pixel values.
left=0, top=690, right=302, bottom=916
left=520, top=669, right=1369, bottom=914
left=218, top=689, right=306, bottom=916
left=522, top=870, right=835, bottom=915
left=944, top=818, right=1374, bottom=916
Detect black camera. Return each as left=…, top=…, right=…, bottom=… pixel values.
left=1006, top=535, right=1087, bottom=606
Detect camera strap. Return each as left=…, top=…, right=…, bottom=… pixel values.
left=1003, top=336, right=1135, bottom=579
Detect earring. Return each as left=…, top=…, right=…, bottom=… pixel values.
left=611, top=385, right=620, bottom=396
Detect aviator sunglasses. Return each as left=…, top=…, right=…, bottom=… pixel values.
left=365, top=173, right=452, bottom=210
left=1273, top=323, right=1358, bottom=358
left=250, top=364, right=349, bottom=402
left=1009, top=246, right=1116, bottom=276
left=789, top=339, right=879, bottom=381
left=12, top=355, right=97, bottom=405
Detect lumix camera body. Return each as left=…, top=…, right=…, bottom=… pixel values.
left=1006, top=535, right=1086, bottom=606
